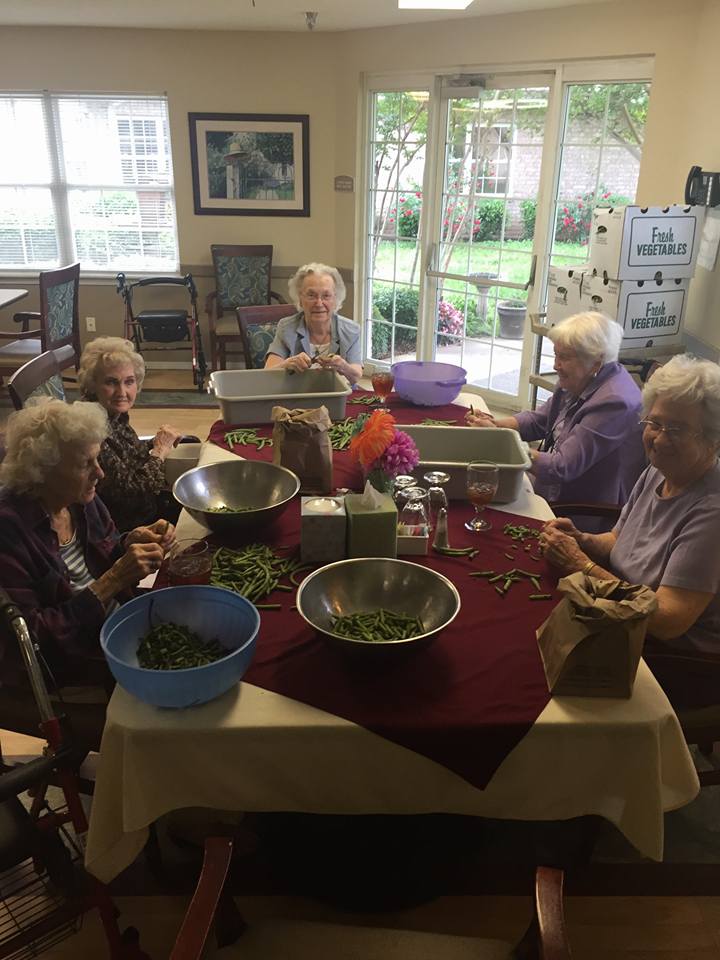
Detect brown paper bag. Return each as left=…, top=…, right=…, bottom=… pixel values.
left=271, top=405, right=333, bottom=495
left=536, top=572, right=658, bottom=698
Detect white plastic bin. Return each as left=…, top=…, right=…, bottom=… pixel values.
left=208, top=369, right=352, bottom=424
left=400, top=425, right=531, bottom=503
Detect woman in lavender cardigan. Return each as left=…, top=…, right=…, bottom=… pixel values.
left=466, top=312, right=645, bottom=520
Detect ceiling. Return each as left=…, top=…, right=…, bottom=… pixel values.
left=0, top=0, right=606, bottom=33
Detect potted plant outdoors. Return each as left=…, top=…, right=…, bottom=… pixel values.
left=496, top=299, right=527, bottom=340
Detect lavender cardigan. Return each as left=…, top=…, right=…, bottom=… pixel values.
left=514, top=362, right=645, bottom=505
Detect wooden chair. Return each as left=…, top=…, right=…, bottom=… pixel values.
left=207, top=245, right=286, bottom=371
left=237, top=303, right=296, bottom=369
left=170, top=837, right=571, bottom=960
left=6, top=345, right=76, bottom=410
left=0, top=263, right=81, bottom=387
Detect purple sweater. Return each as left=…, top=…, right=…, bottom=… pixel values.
left=515, top=362, right=645, bottom=505
left=0, top=493, right=127, bottom=687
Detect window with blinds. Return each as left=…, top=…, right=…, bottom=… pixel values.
left=0, top=93, right=179, bottom=273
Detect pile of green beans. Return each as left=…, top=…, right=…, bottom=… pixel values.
left=224, top=428, right=273, bottom=450
left=503, top=522, right=541, bottom=543
left=205, top=505, right=253, bottom=513
left=137, top=623, right=227, bottom=670
left=328, top=418, right=356, bottom=450
left=470, top=567, right=549, bottom=598
left=331, top=609, right=425, bottom=643
left=348, top=394, right=382, bottom=405
left=211, top=543, right=302, bottom=604
left=421, top=418, right=457, bottom=426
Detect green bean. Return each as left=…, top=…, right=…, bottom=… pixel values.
left=421, top=418, right=457, bottom=426
left=348, top=394, right=382, bottom=405
left=205, top=505, right=254, bottom=513
left=137, top=623, right=227, bottom=670
left=433, top=545, right=477, bottom=557
left=469, top=570, right=496, bottom=577
left=494, top=586, right=506, bottom=597
left=529, top=594, right=552, bottom=600
left=331, top=609, right=424, bottom=643
left=211, top=543, right=305, bottom=603
left=224, top=428, right=274, bottom=450
left=503, top=522, right=541, bottom=542
left=328, top=418, right=356, bottom=451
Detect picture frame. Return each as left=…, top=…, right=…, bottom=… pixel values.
left=188, top=112, right=310, bottom=217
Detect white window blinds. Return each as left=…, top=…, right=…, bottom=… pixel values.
left=0, top=92, right=179, bottom=273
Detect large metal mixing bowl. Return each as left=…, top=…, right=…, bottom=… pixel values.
left=297, top=558, right=461, bottom=653
left=172, top=459, right=300, bottom=535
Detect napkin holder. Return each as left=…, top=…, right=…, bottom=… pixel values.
left=345, top=483, right=397, bottom=559
left=301, top=496, right=347, bottom=563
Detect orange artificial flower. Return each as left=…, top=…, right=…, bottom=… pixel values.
left=350, top=410, right=396, bottom=466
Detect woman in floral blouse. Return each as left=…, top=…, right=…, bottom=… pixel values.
left=78, top=337, right=182, bottom=532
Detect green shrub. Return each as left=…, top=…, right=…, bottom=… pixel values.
left=371, top=283, right=419, bottom=359
left=395, top=194, right=422, bottom=239
left=556, top=187, right=631, bottom=244
left=473, top=199, right=505, bottom=242
left=520, top=199, right=537, bottom=240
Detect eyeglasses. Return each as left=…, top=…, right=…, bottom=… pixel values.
left=301, top=290, right=335, bottom=303
left=639, top=419, right=703, bottom=441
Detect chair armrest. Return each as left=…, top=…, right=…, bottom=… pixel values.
left=0, top=328, right=42, bottom=340
left=270, top=290, right=286, bottom=304
left=205, top=290, right=218, bottom=318
left=13, top=311, right=40, bottom=332
left=170, top=836, right=233, bottom=960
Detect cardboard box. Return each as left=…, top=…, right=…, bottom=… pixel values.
left=589, top=205, right=705, bottom=280
left=345, top=492, right=397, bottom=559
left=300, top=496, right=347, bottom=563
left=580, top=271, right=689, bottom=349
left=396, top=532, right=429, bottom=556
left=545, top=264, right=587, bottom=325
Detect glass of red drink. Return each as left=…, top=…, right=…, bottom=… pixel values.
left=168, top=539, right=212, bottom=586
left=465, top=461, right=499, bottom=532
left=371, top=371, right=394, bottom=405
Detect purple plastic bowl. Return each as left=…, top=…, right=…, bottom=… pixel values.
left=391, top=361, right=467, bottom=407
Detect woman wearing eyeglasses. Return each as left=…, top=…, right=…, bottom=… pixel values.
left=264, top=263, right=363, bottom=384
left=540, top=355, right=720, bottom=707
left=465, top=312, right=645, bottom=519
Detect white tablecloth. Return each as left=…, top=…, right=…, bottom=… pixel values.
left=85, top=442, right=700, bottom=884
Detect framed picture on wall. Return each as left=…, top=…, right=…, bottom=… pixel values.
left=188, top=112, right=310, bottom=216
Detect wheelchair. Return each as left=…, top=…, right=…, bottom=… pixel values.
left=116, top=273, right=207, bottom=391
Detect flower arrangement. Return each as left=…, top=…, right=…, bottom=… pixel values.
left=349, top=410, right=419, bottom=494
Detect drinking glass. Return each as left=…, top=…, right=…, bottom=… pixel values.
left=398, top=486, right=429, bottom=536
left=392, top=474, right=417, bottom=508
left=371, top=371, right=394, bottom=405
left=465, top=461, right=499, bottom=532
left=423, top=470, right=450, bottom=530
left=168, top=539, right=212, bottom=586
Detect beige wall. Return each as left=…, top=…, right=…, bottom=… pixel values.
left=0, top=0, right=718, bottom=353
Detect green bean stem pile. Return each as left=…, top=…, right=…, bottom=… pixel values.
left=211, top=543, right=305, bottom=604
left=421, top=418, right=457, bottom=426
left=206, top=505, right=253, bottom=513
left=348, top=394, right=382, bottom=405
left=331, top=609, right=425, bottom=643
left=328, top=417, right=356, bottom=450
left=503, top=522, right=541, bottom=543
left=470, top=567, right=548, bottom=598
left=224, top=428, right=273, bottom=450
left=137, top=623, right=227, bottom=670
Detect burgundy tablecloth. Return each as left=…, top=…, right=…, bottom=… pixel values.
left=200, top=394, right=554, bottom=790
left=207, top=390, right=473, bottom=493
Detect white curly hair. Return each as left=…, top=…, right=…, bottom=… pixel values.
left=77, top=336, right=145, bottom=397
left=288, top=263, right=346, bottom=312
left=548, top=311, right=624, bottom=365
left=642, top=354, right=720, bottom=446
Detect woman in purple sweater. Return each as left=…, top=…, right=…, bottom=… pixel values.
left=466, top=312, right=645, bottom=519
left=540, top=355, right=720, bottom=708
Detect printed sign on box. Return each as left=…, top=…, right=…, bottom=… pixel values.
left=580, top=272, right=688, bottom=348
left=590, top=205, right=705, bottom=280
left=545, top=264, right=587, bottom=325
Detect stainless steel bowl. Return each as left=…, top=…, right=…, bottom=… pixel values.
left=296, top=558, right=461, bottom=653
left=172, top=459, right=300, bottom=535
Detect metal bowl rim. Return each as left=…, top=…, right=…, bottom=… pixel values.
left=296, top=557, right=461, bottom=646
left=172, top=459, right=300, bottom=513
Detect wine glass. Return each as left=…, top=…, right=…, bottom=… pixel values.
left=371, top=371, right=394, bottom=406
left=398, top=486, right=429, bottom=536
left=423, top=470, right=450, bottom=530
left=465, top=461, right=499, bottom=532
left=392, top=474, right=417, bottom=508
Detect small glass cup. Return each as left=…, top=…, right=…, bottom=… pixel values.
left=371, top=371, right=394, bottom=405
left=398, top=486, right=429, bottom=536
left=465, top=461, right=499, bottom=532
left=392, top=474, right=417, bottom=508
left=168, top=539, right=212, bottom=586
left=423, top=470, right=450, bottom=530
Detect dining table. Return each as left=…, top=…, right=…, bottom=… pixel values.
left=84, top=388, right=700, bottom=884
left=0, top=288, right=28, bottom=312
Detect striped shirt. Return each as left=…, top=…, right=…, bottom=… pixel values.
left=60, top=533, right=119, bottom=613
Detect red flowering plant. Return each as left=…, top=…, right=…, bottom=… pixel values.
left=349, top=409, right=419, bottom=494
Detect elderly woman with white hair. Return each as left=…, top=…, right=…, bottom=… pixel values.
left=264, top=262, right=363, bottom=384
left=466, top=311, right=645, bottom=512
left=540, top=355, right=720, bottom=708
left=78, top=336, right=183, bottom=532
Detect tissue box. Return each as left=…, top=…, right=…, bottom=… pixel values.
left=345, top=492, right=398, bottom=559
left=546, top=264, right=587, bottom=325
left=589, top=205, right=705, bottom=280
left=301, top=496, right=347, bottom=563
left=580, top=271, right=689, bottom=349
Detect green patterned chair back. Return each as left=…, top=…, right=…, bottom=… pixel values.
left=28, top=373, right=65, bottom=404
left=245, top=323, right=278, bottom=369
left=211, top=245, right=273, bottom=312
left=38, top=263, right=81, bottom=366
left=46, top=280, right=75, bottom=341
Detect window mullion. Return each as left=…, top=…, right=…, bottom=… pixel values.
left=43, top=92, right=74, bottom=264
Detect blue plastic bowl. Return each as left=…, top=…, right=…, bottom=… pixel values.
left=100, top=586, right=260, bottom=708
left=391, top=361, right=466, bottom=407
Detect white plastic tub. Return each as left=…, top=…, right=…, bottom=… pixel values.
left=208, top=369, right=352, bottom=424
left=400, top=425, right=531, bottom=503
